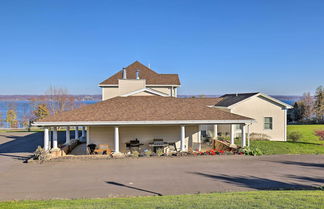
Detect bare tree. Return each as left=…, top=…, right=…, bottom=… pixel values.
left=299, top=92, right=314, bottom=121
left=45, top=86, right=76, bottom=115
left=314, top=86, right=324, bottom=121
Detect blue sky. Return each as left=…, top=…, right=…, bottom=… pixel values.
left=0, top=0, right=323, bottom=96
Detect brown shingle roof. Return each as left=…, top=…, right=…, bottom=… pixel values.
left=37, top=96, right=253, bottom=123
left=99, top=61, right=180, bottom=85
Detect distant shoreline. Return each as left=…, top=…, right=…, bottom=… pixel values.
left=0, top=94, right=302, bottom=102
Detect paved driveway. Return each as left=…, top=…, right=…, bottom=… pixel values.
left=0, top=132, right=323, bottom=201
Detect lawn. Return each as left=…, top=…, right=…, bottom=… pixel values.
left=251, top=124, right=324, bottom=155
left=1, top=191, right=323, bottom=209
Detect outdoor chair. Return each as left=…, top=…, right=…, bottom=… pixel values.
left=87, top=144, right=97, bottom=155
left=94, top=144, right=112, bottom=155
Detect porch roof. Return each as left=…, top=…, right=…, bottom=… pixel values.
left=33, top=96, right=254, bottom=126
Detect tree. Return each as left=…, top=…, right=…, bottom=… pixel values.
left=0, top=112, right=3, bottom=128
left=300, top=92, right=314, bottom=120
left=33, top=104, right=50, bottom=121
left=6, top=109, right=17, bottom=128
left=45, top=86, right=76, bottom=115
left=314, top=86, right=324, bottom=121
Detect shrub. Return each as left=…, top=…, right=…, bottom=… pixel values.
left=156, top=149, right=164, bottom=157
left=288, top=131, right=302, bottom=142
left=240, top=147, right=263, bottom=156
left=249, top=133, right=270, bottom=141
left=33, top=146, right=49, bottom=161
left=144, top=150, right=152, bottom=157
left=131, top=150, right=139, bottom=157
left=314, top=130, right=324, bottom=141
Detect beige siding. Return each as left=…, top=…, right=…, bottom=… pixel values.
left=131, top=91, right=156, bottom=96
left=89, top=125, right=200, bottom=153
left=118, top=79, right=146, bottom=95
left=102, top=87, right=119, bottom=100
left=230, top=95, right=286, bottom=141
left=150, top=87, right=171, bottom=96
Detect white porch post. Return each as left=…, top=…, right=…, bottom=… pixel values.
left=52, top=127, right=58, bottom=149
left=44, top=128, right=49, bottom=151
left=198, top=127, right=202, bottom=151
left=213, top=124, right=218, bottom=139
left=114, top=126, right=120, bottom=153
left=284, top=108, right=287, bottom=141
left=82, top=126, right=86, bottom=138
left=180, top=125, right=186, bottom=151
left=86, top=126, right=90, bottom=145
left=242, top=124, right=247, bottom=147
left=48, top=127, right=52, bottom=149
left=230, top=124, right=235, bottom=145
left=247, top=124, right=250, bottom=147
left=66, top=126, right=70, bottom=144
left=75, top=126, right=79, bottom=139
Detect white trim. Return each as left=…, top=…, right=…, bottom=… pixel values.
left=33, top=119, right=255, bottom=127
left=120, top=88, right=169, bottom=97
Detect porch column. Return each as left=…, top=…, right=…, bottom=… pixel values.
left=75, top=126, right=79, bottom=139
left=198, top=127, right=202, bottom=151
left=247, top=124, right=250, bottom=147
left=180, top=125, right=186, bottom=151
left=114, top=126, right=120, bottom=153
left=230, top=124, right=235, bottom=145
left=242, top=124, right=247, bottom=147
left=66, top=126, right=70, bottom=144
left=52, top=127, right=58, bottom=149
left=48, top=127, right=52, bottom=149
left=44, top=128, right=49, bottom=151
left=213, top=124, right=218, bottom=139
left=82, top=126, right=86, bottom=138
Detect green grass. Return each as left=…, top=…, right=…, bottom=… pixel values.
left=1, top=191, right=323, bottom=209
left=251, top=124, right=324, bottom=155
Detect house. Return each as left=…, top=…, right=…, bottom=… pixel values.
left=32, top=61, right=292, bottom=154
left=99, top=61, right=180, bottom=100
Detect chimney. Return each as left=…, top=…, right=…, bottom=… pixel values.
left=136, top=70, right=140, bottom=79
left=122, top=68, right=127, bottom=79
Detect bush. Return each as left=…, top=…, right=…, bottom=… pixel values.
left=156, top=149, right=164, bottom=157
left=131, top=150, right=139, bottom=157
left=250, top=133, right=270, bottom=141
left=144, top=150, right=152, bottom=157
left=314, top=130, right=324, bottom=141
left=33, top=146, right=49, bottom=161
left=240, top=147, right=263, bottom=156
left=288, top=131, right=302, bottom=142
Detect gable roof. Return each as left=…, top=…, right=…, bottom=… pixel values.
left=33, top=96, right=253, bottom=126
left=216, top=93, right=260, bottom=107
left=215, top=92, right=293, bottom=109
left=99, top=61, right=180, bottom=86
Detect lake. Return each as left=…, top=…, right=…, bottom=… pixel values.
left=0, top=99, right=296, bottom=128
left=0, top=101, right=98, bottom=128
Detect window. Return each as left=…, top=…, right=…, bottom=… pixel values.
left=264, top=117, right=273, bottom=130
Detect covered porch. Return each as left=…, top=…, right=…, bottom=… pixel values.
left=41, top=122, right=252, bottom=156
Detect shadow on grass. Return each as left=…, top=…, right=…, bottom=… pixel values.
left=106, top=181, right=162, bottom=196
left=190, top=172, right=317, bottom=190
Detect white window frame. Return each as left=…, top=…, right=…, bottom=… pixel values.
left=264, top=117, right=273, bottom=130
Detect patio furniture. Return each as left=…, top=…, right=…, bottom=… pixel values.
left=87, top=144, right=97, bottom=155
left=126, top=138, right=144, bottom=151
left=94, top=144, right=112, bottom=155
left=149, top=139, right=169, bottom=152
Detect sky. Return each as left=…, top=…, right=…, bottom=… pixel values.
left=0, top=0, right=323, bottom=96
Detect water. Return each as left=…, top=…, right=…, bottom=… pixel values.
left=0, top=98, right=297, bottom=128
left=0, top=101, right=98, bottom=128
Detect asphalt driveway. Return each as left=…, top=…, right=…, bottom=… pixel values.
left=0, top=132, right=323, bottom=201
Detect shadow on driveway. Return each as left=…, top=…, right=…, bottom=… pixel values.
left=190, top=172, right=317, bottom=190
